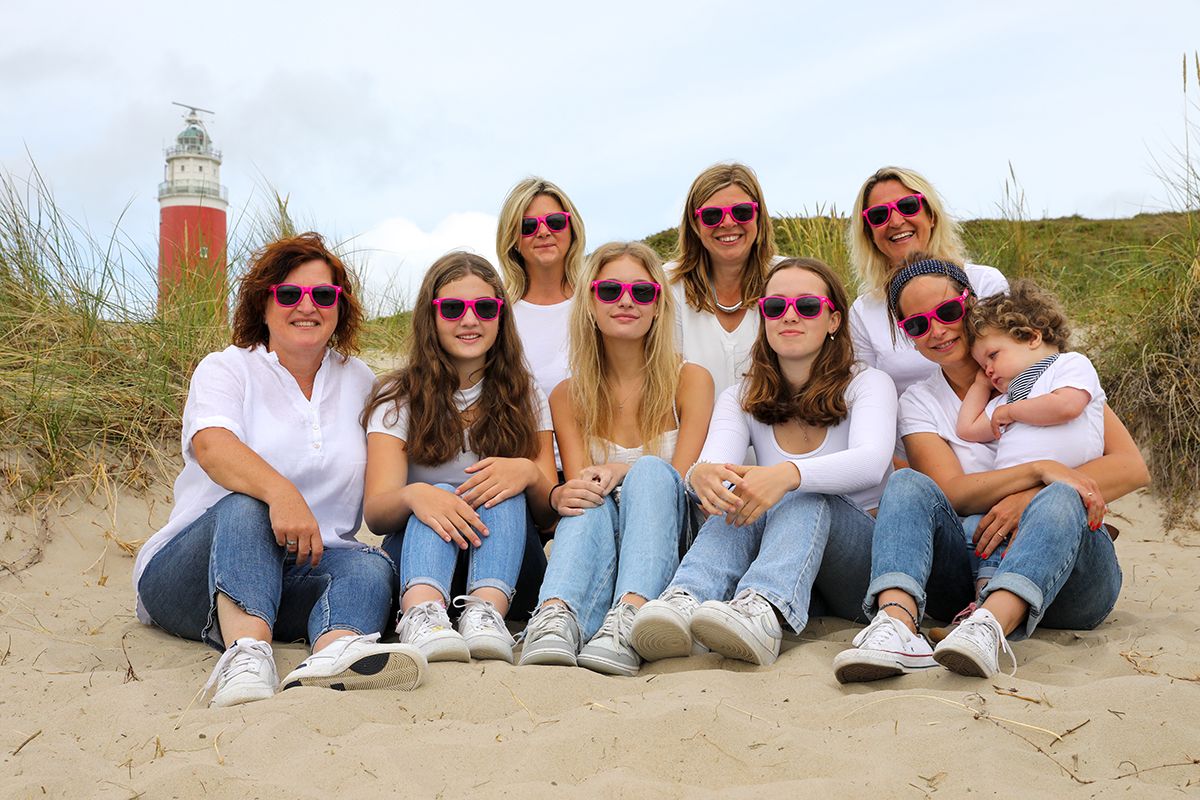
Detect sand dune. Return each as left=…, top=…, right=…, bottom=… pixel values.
left=1, top=484, right=1197, bottom=798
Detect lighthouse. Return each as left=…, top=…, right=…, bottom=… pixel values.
left=157, top=104, right=228, bottom=313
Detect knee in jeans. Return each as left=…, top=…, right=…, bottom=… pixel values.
left=769, top=491, right=828, bottom=520
left=883, top=468, right=938, bottom=502
left=214, top=492, right=270, bottom=520
left=626, top=455, right=673, bottom=484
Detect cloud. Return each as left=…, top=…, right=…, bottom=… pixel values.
left=352, top=211, right=500, bottom=315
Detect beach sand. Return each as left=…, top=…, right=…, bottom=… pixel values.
left=1, top=483, right=1198, bottom=799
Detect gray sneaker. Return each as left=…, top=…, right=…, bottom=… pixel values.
left=578, top=603, right=641, bottom=677
left=631, top=587, right=702, bottom=662
left=518, top=603, right=581, bottom=667
left=690, top=589, right=782, bottom=666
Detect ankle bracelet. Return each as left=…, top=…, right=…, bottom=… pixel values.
left=880, top=601, right=919, bottom=630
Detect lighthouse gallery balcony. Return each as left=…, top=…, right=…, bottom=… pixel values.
left=158, top=180, right=229, bottom=202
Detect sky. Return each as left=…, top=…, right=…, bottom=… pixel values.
left=2, top=2, right=1198, bottom=308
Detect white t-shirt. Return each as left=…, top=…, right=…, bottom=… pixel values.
left=988, top=352, right=1106, bottom=470
left=849, top=263, right=1009, bottom=398
left=698, top=367, right=897, bottom=511
left=134, top=345, right=377, bottom=622
left=899, top=370, right=998, bottom=476
left=367, top=379, right=552, bottom=488
left=513, top=298, right=571, bottom=400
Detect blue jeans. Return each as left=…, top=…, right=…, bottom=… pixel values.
left=865, top=469, right=1122, bottom=640
left=381, top=487, right=527, bottom=605
left=669, top=491, right=875, bottom=632
left=138, top=493, right=396, bottom=652
left=537, top=456, right=688, bottom=640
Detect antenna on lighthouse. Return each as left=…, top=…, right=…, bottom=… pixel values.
left=171, top=101, right=215, bottom=117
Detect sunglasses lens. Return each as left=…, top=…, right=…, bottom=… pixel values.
left=630, top=282, right=658, bottom=304
left=474, top=299, right=501, bottom=319
left=310, top=286, right=338, bottom=307
left=274, top=285, right=302, bottom=306
left=865, top=205, right=890, bottom=227
left=437, top=299, right=466, bottom=319
left=794, top=297, right=823, bottom=318
left=934, top=299, right=965, bottom=324
left=901, top=316, right=930, bottom=338
left=730, top=203, right=755, bottom=223
left=520, top=218, right=538, bottom=236
left=760, top=297, right=787, bottom=319
left=896, top=195, right=923, bottom=216
left=698, top=207, right=724, bottom=227
left=544, top=213, right=569, bottom=232
left=594, top=281, right=622, bottom=303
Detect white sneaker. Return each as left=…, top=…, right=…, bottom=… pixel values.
left=630, top=588, right=702, bottom=662
left=454, top=595, right=516, bottom=663
left=689, top=589, right=782, bottom=666
left=396, top=601, right=470, bottom=663
left=578, top=602, right=641, bottom=677
left=281, top=633, right=425, bottom=692
left=933, top=607, right=1016, bottom=678
left=204, top=638, right=277, bottom=708
left=517, top=602, right=581, bottom=667
left=832, top=609, right=938, bottom=684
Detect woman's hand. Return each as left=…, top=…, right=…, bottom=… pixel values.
left=1034, top=460, right=1107, bottom=530
left=457, top=457, right=538, bottom=509
left=579, top=462, right=630, bottom=497
left=268, top=486, right=323, bottom=567
left=407, top=483, right=489, bottom=549
left=689, top=462, right=743, bottom=517
left=552, top=478, right=608, bottom=517
left=974, top=487, right=1038, bottom=559
left=725, top=463, right=801, bottom=527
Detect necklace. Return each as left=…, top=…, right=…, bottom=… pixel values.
left=712, top=284, right=743, bottom=314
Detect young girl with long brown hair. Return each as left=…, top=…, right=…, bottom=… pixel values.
left=363, top=253, right=558, bottom=665
left=518, top=242, right=714, bottom=676
left=631, top=258, right=897, bottom=667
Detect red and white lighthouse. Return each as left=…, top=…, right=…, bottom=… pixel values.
left=157, top=104, right=228, bottom=311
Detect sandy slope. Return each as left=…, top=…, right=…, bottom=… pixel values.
left=1, top=485, right=1198, bottom=799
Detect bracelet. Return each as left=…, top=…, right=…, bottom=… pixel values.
left=683, top=460, right=711, bottom=495
left=880, top=601, right=919, bottom=630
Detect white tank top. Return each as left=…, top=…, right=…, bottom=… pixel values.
left=588, top=363, right=684, bottom=466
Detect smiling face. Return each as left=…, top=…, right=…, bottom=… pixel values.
left=695, top=184, right=759, bottom=269
left=434, top=274, right=501, bottom=374
left=897, top=275, right=972, bottom=367
left=591, top=255, right=657, bottom=342
left=867, top=178, right=934, bottom=271
left=264, top=258, right=339, bottom=359
left=971, top=329, right=1045, bottom=393
left=516, top=193, right=571, bottom=274
left=762, top=266, right=841, bottom=364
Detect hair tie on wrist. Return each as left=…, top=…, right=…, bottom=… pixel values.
left=547, top=480, right=565, bottom=510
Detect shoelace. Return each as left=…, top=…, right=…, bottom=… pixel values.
left=400, top=602, right=450, bottom=640
left=951, top=602, right=978, bottom=626
left=660, top=588, right=699, bottom=614
left=728, top=589, right=772, bottom=619
left=202, top=639, right=272, bottom=697
left=517, top=602, right=577, bottom=644
left=853, top=612, right=908, bottom=649
left=959, top=613, right=1018, bottom=676
left=594, top=603, right=637, bottom=644
left=453, top=595, right=504, bottom=634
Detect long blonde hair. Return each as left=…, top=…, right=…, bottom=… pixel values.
left=671, top=162, right=777, bottom=313
left=568, top=241, right=680, bottom=465
left=847, top=166, right=967, bottom=296
left=495, top=177, right=586, bottom=300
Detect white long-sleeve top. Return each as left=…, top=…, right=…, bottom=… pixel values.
left=698, top=366, right=897, bottom=511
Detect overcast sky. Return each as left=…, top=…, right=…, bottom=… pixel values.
left=3, top=2, right=1198, bottom=307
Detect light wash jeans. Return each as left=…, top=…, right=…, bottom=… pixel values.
left=865, top=469, right=1122, bottom=640
left=138, top=492, right=396, bottom=652
left=537, top=456, right=688, bottom=640
left=381, top=487, right=527, bottom=605
left=668, top=491, right=875, bottom=632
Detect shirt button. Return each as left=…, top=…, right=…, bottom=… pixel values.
left=312, top=423, right=319, bottom=431
left=313, top=442, right=321, bottom=449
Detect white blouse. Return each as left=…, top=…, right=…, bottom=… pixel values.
left=134, top=345, right=377, bottom=622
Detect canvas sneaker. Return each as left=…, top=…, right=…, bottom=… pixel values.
left=630, top=587, right=703, bottom=662
left=281, top=633, right=425, bottom=692
left=517, top=602, right=581, bottom=667
left=689, top=589, right=782, bottom=666
left=832, top=609, right=939, bottom=684
left=928, top=601, right=978, bottom=644
left=204, top=638, right=278, bottom=708
left=578, top=602, right=641, bottom=677
left=933, top=607, right=1016, bottom=678
left=396, top=601, right=471, bottom=663
left=454, top=595, right=516, bottom=663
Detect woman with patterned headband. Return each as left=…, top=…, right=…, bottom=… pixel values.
left=832, top=256, right=1148, bottom=683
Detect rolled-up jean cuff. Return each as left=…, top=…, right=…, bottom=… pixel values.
left=206, top=581, right=274, bottom=652
left=756, top=588, right=806, bottom=633
left=979, top=572, right=1044, bottom=642
left=467, top=578, right=516, bottom=601
left=402, top=576, right=451, bottom=605
left=864, top=572, right=928, bottom=622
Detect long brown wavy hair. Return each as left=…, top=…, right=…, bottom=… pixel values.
left=741, top=258, right=855, bottom=427
left=232, top=232, right=363, bottom=356
left=362, top=252, right=540, bottom=466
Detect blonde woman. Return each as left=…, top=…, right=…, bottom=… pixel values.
left=670, top=162, right=781, bottom=396
left=846, top=166, right=1007, bottom=397
left=496, top=176, right=587, bottom=399
left=519, top=242, right=714, bottom=676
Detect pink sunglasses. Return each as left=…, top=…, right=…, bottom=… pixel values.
left=591, top=279, right=661, bottom=305
left=520, top=212, right=571, bottom=237
left=270, top=283, right=342, bottom=308
left=694, top=201, right=758, bottom=228
left=432, top=297, right=504, bottom=321
left=896, top=288, right=969, bottom=338
left=862, top=193, right=925, bottom=228
left=758, top=294, right=836, bottom=320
